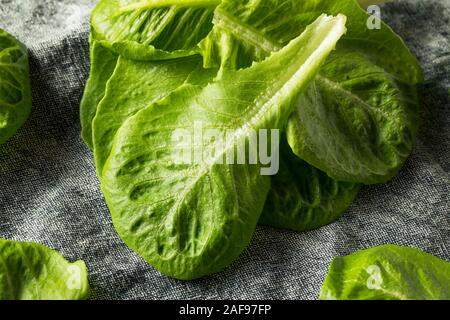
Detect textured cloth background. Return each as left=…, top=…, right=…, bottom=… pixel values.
left=0, top=0, right=449, bottom=300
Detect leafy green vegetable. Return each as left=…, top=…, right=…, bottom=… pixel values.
left=101, top=14, right=347, bottom=279
left=80, top=0, right=425, bottom=280
left=85, top=0, right=358, bottom=234
left=83, top=0, right=221, bottom=149
left=260, top=140, right=361, bottom=232
left=80, top=39, right=119, bottom=149
left=84, top=44, right=358, bottom=233
left=200, top=0, right=422, bottom=184
left=198, top=0, right=374, bottom=229
left=91, top=0, right=218, bottom=61
left=92, top=55, right=215, bottom=175
left=0, top=239, right=90, bottom=300
left=320, top=245, right=450, bottom=300
left=285, top=1, right=422, bottom=184
left=0, top=29, right=32, bottom=145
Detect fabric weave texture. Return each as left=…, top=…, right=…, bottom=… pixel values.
left=0, top=0, right=449, bottom=300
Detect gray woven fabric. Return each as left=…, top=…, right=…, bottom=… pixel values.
left=0, top=0, right=449, bottom=300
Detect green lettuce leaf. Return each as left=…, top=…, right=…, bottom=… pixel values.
left=101, top=14, right=347, bottom=279
left=83, top=0, right=220, bottom=148
left=80, top=39, right=119, bottom=149
left=0, top=29, right=32, bottom=145
left=320, top=245, right=450, bottom=300
left=200, top=0, right=422, bottom=184
left=0, top=239, right=90, bottom=300
left=91, top=0, right=219, bottom=61
left=260, top=140, right=361, bottom=232
left=199, top=0, right=371, bottom=230
left=92, top=55, right=216, bottom=175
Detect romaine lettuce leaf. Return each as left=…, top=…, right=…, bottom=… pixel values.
left=91, top=0, right=218, bottom=61
left=320, top=245, right=450, bottom=300
left=80, top=39, right=119, bottom=149
left=91, top=55, right=214, bottom=175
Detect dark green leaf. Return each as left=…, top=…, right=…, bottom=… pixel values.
left=260, top=140, right=361, bottom=232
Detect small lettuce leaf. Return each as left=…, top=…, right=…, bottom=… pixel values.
left=200, top=0, right=422, bottom=184
left=260, top=140, right=361, bottom=232
left=320, top=245, right=450, bottom=300
left=0, top=239, right=90, bottom=300
left=0, top=29, right=32, bottom=145
left=91, top=0, right=219, bottom=61
left=101, top=15, right=347, bottom=279
left=80, top=39, right=119, bottom=149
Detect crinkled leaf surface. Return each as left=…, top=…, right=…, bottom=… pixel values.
left=80, top=39, right=119, bottom=149
left=91, top=0, right=219, bottom=61
left=286, top=50, right=421, bottom=184
left=200, top=0, right=422, bottom=184
left=101, top=15, right=347, bottom=279
left=0, top=29, right=31, bottom=145
left=83, top=47, right=356, bottom=234
left=260, top=140, right=361, bottom=232
left=320, top=245, right=450, bottom=300
left=83, top=0, right=220, bottom=149
left=92, top=54, right=215, bottom=175
left=0, top=239, right=90, bottom=300
left=199, top=0, right=366, bottom=230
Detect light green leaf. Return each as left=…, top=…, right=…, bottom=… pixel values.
left=320, top=245, right=450, bottom=300
left=199, top=0, right=366, bottom=230
left=101, top=14, right=347, bottom=279
left=200, top=0, right=422, bottom=184
left=260, top=140, right=361, bottom=232
left=91, top=0, right=218, bottom=61
left=85, top=0, right=217, bottom=134
left=0, top=29, right=32, bottom=145
left=80, top=39, right=119, bottom=149
left=0, top=239, right=90, bottom=300
left=92, top=55, right=215, bottom=175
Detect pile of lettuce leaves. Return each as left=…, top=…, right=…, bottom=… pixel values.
left=81, top=0, right=423, bottom=280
